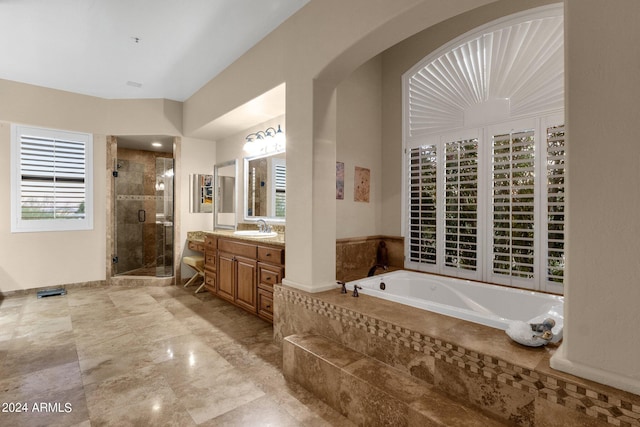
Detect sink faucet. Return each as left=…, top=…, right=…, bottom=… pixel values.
left=256, top=219, right=272, bottom=233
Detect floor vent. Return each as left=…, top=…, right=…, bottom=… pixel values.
left=36, top=288, right=67, bottom=298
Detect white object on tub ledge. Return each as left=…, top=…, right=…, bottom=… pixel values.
left=506, top=321, right=553, bottom=347
left=345, top=270, right=564, bottom=343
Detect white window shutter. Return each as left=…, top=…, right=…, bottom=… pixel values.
left=444, top=138, right=479, bottom=272
left=408, top=145, right=438, bottom=266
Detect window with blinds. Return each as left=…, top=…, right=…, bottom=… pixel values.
left=408, top=145, right=438, bottom=265
left=491, top=130, right=536, bottom=280
left=546, top=125, right=565, bottom=283
left=405, top=120, right=564, bottom=293
left=274, top=162, right=286, bottom=218
left=11, top=125, right=93, bottom=232
left=444, top=138, right=478, bottom=272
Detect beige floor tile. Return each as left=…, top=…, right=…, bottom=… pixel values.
left=173, top=367, right=265, bottom=424
left=0, top=285, right=352, bottom=426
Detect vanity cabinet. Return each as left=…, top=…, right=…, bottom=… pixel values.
left=203, top=233, right=284, bottom=323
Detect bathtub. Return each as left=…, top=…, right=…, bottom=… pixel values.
left=346, top=270, right=564, bottom=343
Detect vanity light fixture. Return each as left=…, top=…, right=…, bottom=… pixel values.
left=243, top=124, right=285, bottom=154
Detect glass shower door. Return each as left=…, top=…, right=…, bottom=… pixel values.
left=155, top=157, right=174, bottom=277
left=114, top=154, right=174, bottom=276
left=114, top=158, right=146, bottom=275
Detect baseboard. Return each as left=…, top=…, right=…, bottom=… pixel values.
left=550, top=345, right=640, bottom=395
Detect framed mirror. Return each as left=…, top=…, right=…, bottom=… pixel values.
left=189, top=174, right=213, bottom=213
left=214, top=160, right=237, bottom=229
left=244, top=152, right=286, bottom=222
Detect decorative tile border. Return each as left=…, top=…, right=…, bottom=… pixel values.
left=276, top=286, right=640, bottom=427
left=116, top=195, right=172, bottom=201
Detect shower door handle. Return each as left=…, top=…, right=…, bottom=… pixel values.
left=138, top=209, right=146, bottom=223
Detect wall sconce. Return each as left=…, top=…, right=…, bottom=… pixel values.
left=243, top=124, right=285, bottom=154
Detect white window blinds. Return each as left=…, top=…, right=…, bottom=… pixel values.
left=408, top=145, right=438, bottom=265
left=274, top=163, right=286, bottom=218
left=444, top=138, right=479, bottom=272
left=546, top=124, right=565, bottom=284
left=491, top=129, right=536, bottom=280
left=11, top=125, right=93, bottom=232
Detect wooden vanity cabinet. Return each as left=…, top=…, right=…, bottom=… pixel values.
left=203, top=234, right=284, bottom=322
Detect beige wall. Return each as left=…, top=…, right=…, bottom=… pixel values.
left=179, top=136, right=216, bottom=273
left=0, top=79, right=182, bottom=292
left=336, top=56, right=383, bottom=239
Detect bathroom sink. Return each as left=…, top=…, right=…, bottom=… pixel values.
left=233, top=230, right=278, bottom=238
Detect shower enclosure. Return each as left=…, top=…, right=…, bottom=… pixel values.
left=113, top=150, right=174, bottom=277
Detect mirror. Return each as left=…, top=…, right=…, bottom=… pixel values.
left=214, top=160, right=237, bottom=229
left=244, top=152, right=286, bottom=221
left=189, top=174, right=213, bottom=213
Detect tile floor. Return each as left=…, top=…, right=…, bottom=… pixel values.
left=0, top=284, right=355, bottom=426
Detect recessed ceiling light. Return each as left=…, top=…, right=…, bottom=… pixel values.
left=126, top=81, right=142, bottom=88
left=151, top=142, right=163, bottom=147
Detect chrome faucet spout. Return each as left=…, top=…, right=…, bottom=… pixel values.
left=256, top=219, right=271, bottom=233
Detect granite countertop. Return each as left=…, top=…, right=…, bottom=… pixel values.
left=187, top=229, right=285, bottom=247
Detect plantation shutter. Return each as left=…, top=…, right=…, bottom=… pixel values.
left=408, top=145, right=438, bottom=266
left=546, top=124, right=565, bottom=283
left=274, top=163, right=286, bottom=218
left=444, top=138, right=479, bottom=272
left=20, top=134, right=87, bottom=220
left=491, top=129, right=536, bottom=280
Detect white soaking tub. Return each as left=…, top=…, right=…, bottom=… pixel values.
left=346, top=270, right=564, bottom=343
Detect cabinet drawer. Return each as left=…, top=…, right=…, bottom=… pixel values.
left=218, top=239, right=257, bottom=259
left=258, top=264, right=283, bottom=290
left=258, top=289, right=273, bottom=322
left=204, top=235, right=217, bottom=251
left=204, top=271, right=216, bottom=293
left=188, top=240, right=205, bottom=252
left=257, top=246, right=284, bottom=264
left=205, top=252, right=216, bottom=268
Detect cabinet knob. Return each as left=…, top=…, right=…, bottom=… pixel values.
left=266, top=304, right=271, bottom=309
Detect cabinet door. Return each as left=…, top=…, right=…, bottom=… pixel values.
left=235, top=256, right=257, bottom=313
left=217, top=252, right=235, bottom=303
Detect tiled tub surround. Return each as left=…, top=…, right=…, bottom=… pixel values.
left=274, top=285, right=640, bottom=426
left=336, top=236, right=404, bottom=282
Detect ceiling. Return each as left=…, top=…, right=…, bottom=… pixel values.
left=0, top=0, right=307, bottom=102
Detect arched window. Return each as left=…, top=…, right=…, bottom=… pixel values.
left=403, top=4, right=564, bottom=294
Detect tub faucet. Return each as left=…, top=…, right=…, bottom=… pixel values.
left=337, top=281, right=347, bottom=294
left=367, top=264, right=388, bottom=277
left=352, top=285, right=361, bottom=297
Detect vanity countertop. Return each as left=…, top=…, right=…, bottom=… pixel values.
left=187, top=230, right=285, bottom=247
